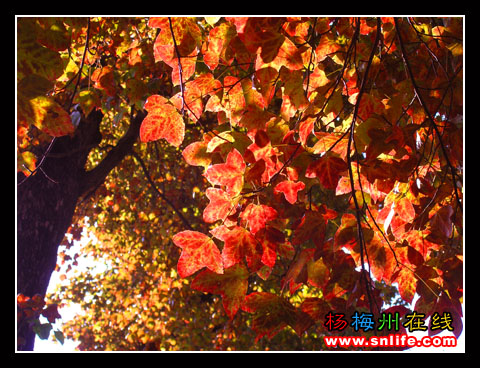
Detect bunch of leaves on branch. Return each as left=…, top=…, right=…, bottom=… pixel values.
left=17, top=16, right=463, bottom=350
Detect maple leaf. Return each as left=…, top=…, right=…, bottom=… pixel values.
left=392, top=266, right=417, bottom=304
left=305, top=154, right=348, bottom=190
left=91, top=66, right=116, bottom=96
left=140, top=95, right=185, bottom=147
left=274, top=180, right=305, bottom=204
left=242, top=292, right=304, bottom=341
left=315, top=33, right=341, bottom=61
left=172, top=231, right=223, bottom=278
left=191, top=263, right=249, bottom=319
left=203, top=188, right=237, bottom=223
left=149, top=17, right=200, bottom=85
left=395, top=197, right=416, bottom=223
left=292, top=208, right=336, bottom=247
left=26, top=96, right=74, bottom=137
left=204, top=148, right=246, bottom=196
left=41, top=304, right=62, bottom=324
left=240, top=203, right=278, bottom=235
left=182, top=141, right=211, bottom=168
left=213, top=226, right=262, bottom=270
left=282, top=248, right=315, bottom=294
left=298, top=116, right=315, bottom=145
left=203, top=22, right=237, bottom=70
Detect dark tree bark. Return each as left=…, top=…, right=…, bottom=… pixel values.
left=16, top=109, right=146, bottom=351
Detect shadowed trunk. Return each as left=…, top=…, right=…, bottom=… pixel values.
left=16, top=109, right=145, bottom=351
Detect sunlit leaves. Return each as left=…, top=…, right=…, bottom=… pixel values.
left=172, top=231, right=223, bottom=277
left=203, top=188, right=237, bottom=223
left=274, top=180, right=305, bottom=204
left=240, top=203, right=277, bottom=235
left=29, top=16, right=463, bottom=350
left=215, top=226, right=261, bottom=270
left=204, top=148, right=246, bottom=196
left=23, top=96, right=74, bottom=137
left=149, top=17, right=200, bottom=85
left=140, top=95, right=185, bottom=147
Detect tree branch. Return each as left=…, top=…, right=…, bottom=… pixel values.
left=79, top=108, right=146, bottom=200
left=131, top=150, right=194, bottom=230
left=346, top=17, right=381, bottom=315
left=394, top=17, right=462, bottom=211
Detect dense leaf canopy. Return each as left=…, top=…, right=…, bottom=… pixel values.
left=17, top=16, right=463, bottom=351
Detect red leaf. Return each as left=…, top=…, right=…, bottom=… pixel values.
left=91, top=66, right=116, bottom=96
left=172, top=231, right=223, bottom=277
left=217, top=226, right=262, bottom=270
left=203, top=188, right=237, bottom=223
left=392, top=266, right=417, bottom=304
left=404, top=230, right=440, bottom=259
left=428, top=205, right=454, bottom=243
left=305, top=155, right=348, bottom=190
left=292, top=209, right=331, bottom=247
left=223, top=76, right=246, bottom=125
left=203, top=23, right=236, bottom=70
left=282, top=248, right=315, bottom=294
left=396, top=197, right=416, bottom=223
left=242, top=292, right=299, bottom=341
left=191, top=263, right=249, bottom=319
left=140, top=95, right=185, bottom=147
left=298, top=116, right=315, bottom=145
left=274, top=180, right=305, bottom=204
left=150, top=18, right=200, bottom=85
left=204, top=148, right=246, bottom=195
left=240, top=203, right=278, bottom=235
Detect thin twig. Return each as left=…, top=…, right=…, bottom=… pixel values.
left=131, top=150, right=194, bottom=231
left=345, top=17, right=381, bottom=315
left=394, top=17, right=462, bottom=211
left=167, top=17, right=185, bottom=115
left=68, top=18, right=91, bottom=113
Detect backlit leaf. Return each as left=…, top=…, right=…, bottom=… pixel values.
left=204, top=148, right=246, bottom=195
left=27, top=96, right=74, bottom=137
left=182, top=141, right=211, bottom=168
left=140, top=95, right=185, bottom=147
left=217, top=226, right=262, bottom=270
left=172, top=231, right=223, bottom=277
left=240, top=203, right=278, bottom=235
left=203, top=188, right=237, bottom=223
left=274, top=180, right=305, bottom=204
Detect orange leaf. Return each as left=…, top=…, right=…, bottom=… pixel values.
left=396, top=197, right=415, bottom=223
left=182, top=141, right=211, bottom=168
left=392, top=266, right=417, bottom=304
left=203, top=188, right=237, bottom=223
left=204, top=148, right=246, bottom=195
left=240, top=203, right=278, bottom=235
left=274, top=180, right=305, bottom=204
left=218, top=226, right=262, bottom=270
left=172, top=231, right=223, bottom=277
left=140, top=95, right=185, bottom=147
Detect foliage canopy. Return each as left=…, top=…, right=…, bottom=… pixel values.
left=17, top=16, right=463, bottom=351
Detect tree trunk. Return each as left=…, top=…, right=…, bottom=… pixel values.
left=16, top=109, right=145, bottom=351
